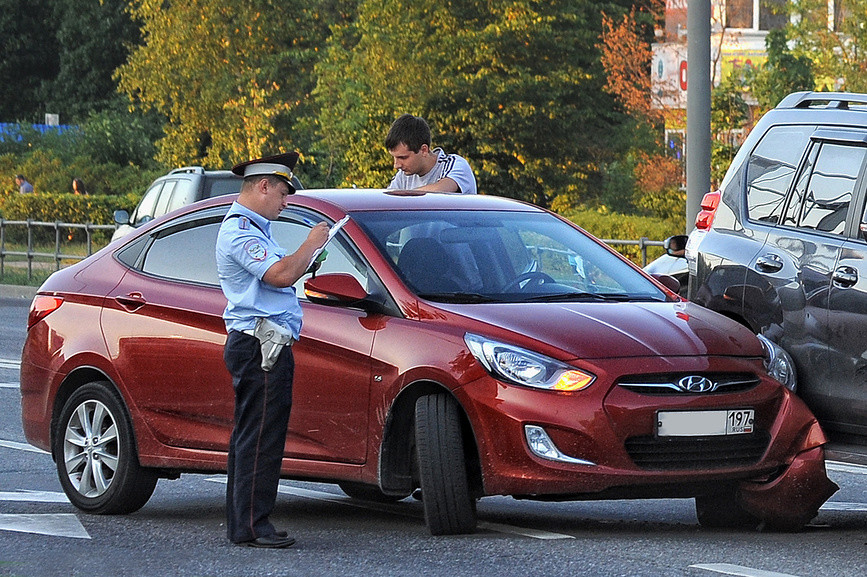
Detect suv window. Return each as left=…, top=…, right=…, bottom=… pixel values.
left=745, top=125, right=815, bottom=223
left=784, top=142, right=866, bottom=234
left=133, top=183, right=163, bottom=226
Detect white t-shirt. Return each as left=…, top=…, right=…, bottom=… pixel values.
left=388, top=147, right=477, bottom=194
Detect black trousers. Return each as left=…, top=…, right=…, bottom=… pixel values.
left=223, top=330, right=294, bottom=543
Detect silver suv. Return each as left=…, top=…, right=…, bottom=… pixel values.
left=686, top=92, right=867, bottom=463
left=112, top=166, right=303, bottom=241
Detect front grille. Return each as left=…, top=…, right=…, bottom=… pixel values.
left=625, top=432, right=770, bottom=470
left=617, top=373, right=760, bottom=395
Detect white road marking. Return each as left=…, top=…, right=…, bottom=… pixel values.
left=827, top=461, right=867, bottom=475
left=0, top=514, right=90, bottom=539
left=0, top=439, right=50, bottom=454
left=819, top=501, right=867, bottom=512
left=689, top=563, right=801, bottom=577
left=207, top=477, right=574, bottom=540
left=0, top=382, right=18, bottom=389
left=0, top=490, right=69, bottom=503
left=0, top=359, right=21, bottom=370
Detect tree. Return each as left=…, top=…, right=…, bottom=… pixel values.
left=316, top=0, right=634, bottom=207
left=749, top=28, right=814, bottom=112
left=787, top=0, right=867, bottom=91
left=0, top=0, right=59, bottom=122
left=117, top=0, right=335, bottom=168
left=42, top=0, right=141, bottom=123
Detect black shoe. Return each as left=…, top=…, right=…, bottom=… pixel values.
left=244, top=534, right=296, bottom=548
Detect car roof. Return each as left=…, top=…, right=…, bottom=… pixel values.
left=195, top=188, right=548, bottom=214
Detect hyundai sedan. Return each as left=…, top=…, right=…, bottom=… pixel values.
left=20, top=189, right=837, bottom=535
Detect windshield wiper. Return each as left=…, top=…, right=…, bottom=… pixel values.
left=417, top=292, right=499, bottom=303
left=525, top=292, right=633, bottom=302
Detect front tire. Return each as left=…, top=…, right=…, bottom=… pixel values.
left=414, top=393, right=476, bottom=535
left=54, top=381, right=158, bottom=514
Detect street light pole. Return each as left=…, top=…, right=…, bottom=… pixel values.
left=686, top=0, right=711, bottom=232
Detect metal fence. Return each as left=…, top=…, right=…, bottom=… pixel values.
left=0, top=218, right=666, bottom=283
left=0, top=219, right=116, bottom=281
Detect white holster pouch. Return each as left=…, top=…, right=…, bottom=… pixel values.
left=253, top=317, right=296, bottom=371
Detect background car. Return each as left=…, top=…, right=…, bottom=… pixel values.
left=22, top=189, right=836, bottom=535
left=686, top=91, right=867, bottom=464
left=111, top=166, right=303, bottom=241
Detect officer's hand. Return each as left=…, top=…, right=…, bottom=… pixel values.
left=308, top=222, right=330, bottom=248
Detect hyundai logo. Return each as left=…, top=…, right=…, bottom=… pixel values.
left=676, top=375, right=718, bottom=393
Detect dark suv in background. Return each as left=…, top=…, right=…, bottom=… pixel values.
left=112, top=166, right=303, bottom=241
left=686, top=91, right=867, bottom=463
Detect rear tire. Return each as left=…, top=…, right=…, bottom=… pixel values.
left=695, top=492, right=760, bottom=529
left=54, top=381, right=158, bottom=514
left=414, top=393, right=477, bottom=535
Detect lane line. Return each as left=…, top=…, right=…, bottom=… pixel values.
left=819, top=501, right=867, bottom=512
left=0, top=382, right=19, bottom=389
left=0, top=514, right=90, bottom=539
left=0, top=359, right=21, bottom=369
left=0, top=490, right=69, bottom=503
left=689, top=563, right=801, bottom=577
left=0, top=439, right=50, bottom=454
left=206, top=477, right=574, bottom=540
left=827, top=461, right=867, bottom=475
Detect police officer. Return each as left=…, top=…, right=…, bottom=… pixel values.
left=216, top=152, right=329, bottom=548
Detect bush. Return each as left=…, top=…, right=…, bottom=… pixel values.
left=560, top=205, right=685, bottom=264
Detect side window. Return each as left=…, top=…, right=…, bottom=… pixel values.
left=799, top=143, right=865, bottom=234
left=140, top=222, right=221, bottom=285
left=271, top=217, right=371, bottom=294
left=745, top=125, right=815, bottom=223
left=132, top=182, right=163, bottom=226
left=152, top=180, right=178, bottom=219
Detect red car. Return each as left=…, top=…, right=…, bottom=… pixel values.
left=20, top=189, right=837, bottom=535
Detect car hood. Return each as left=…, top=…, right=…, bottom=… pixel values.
left=437, top=300, right=761, bottom=360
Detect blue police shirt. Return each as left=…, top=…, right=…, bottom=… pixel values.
left=216, top=202, right=303, bottom=339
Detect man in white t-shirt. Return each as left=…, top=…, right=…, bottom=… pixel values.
left=385, top=114, right=477, bottom=194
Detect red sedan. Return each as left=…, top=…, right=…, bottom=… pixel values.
left=20, top=189, right=837, bottom=535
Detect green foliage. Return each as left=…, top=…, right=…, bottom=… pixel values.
left=315, top=0, right=632, bottom=206
left=749, top=29, right=814, bottom=113
left=0, top=0, right=59, bottom=123
left=787, top=0, right=867, bottom=91
left=0, top=191, right=134, bottom=244
left=559, top=205, right=684, bottom=264
left=710, top=75, right=750, bottom=187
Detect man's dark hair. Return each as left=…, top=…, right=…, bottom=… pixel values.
left=385, top=114, right=431, bottom=153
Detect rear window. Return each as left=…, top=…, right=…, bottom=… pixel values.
left=745, top=125, right=815, bottom=223
left=203, top=176, right=242, bottom=199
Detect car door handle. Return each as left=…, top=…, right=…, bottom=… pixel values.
left=832, top=266, right=858, bottom=288
left=115, top=292, right=147, bottom=312
left=754, top=254, right=783, bottom=273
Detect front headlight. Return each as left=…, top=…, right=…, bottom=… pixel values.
left=464, top=333, right=595, bottom=392
left=757, top=334, right=797, bottom=392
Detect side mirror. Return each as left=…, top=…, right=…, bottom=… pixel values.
left=664, top=235, right=689, bottom=258
left=304, top=273, right=368, bottom=306
left=651, top=273, right=681, bottom=295
left=114, top=209, right=130, bottom=226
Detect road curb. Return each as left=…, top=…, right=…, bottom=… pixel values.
left=0, top=284, right=39, bottom=300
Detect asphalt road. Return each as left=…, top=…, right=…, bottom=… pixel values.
left=1, top=294, right=866, bottom=577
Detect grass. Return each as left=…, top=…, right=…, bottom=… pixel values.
left=0, top=240, right=107, bottom=286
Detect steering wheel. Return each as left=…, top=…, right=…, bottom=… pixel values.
left=502, top=271, right=556, bottom=292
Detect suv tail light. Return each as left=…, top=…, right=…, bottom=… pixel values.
left=694, top=191, right=720, bottom=230
left=27, top=295, right=64, bottom=330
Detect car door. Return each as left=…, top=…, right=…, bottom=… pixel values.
left=760, top=134, right=867, bottom=425
left=826, top=193, right=867, bottom=437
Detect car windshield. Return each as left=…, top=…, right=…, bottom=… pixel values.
left=352, top=209, right=667, bottom=303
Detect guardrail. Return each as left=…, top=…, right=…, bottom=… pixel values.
left=0, top=218, right=667, bottom=283
left=0, top=219, right=116, bottom=281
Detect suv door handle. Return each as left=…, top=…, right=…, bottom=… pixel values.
left=755, top=254, right=783, bottom=273
left=832, top=266, right=858, bottom=287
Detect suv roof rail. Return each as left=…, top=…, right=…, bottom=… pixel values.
left=777, top=91, right=867, bottom=110
left=168, top=166, right=207, bottom=175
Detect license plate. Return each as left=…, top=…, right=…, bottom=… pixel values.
left=657, top=409, right=754, bottom=437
